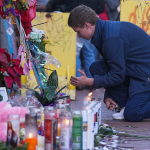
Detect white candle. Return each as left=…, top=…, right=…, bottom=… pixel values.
left=87, top=109, right=93, bottom=149
left=82, top=110, right=88, bottom=150
left=67, top=65, right=70, bottom=82
left=60, top=113, right=72, bottom=150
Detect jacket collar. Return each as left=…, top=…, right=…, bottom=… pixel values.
left=91, top=19, right=105, bottom=52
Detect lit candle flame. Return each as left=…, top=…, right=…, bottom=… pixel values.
left=88, top=92, right=93, bottom=97
left=29, top=133, right=32, bottom=138
left=66, top=120, right=69, bottom=125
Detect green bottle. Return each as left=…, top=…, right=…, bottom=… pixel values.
left=72, top=111, right=82, bottom=150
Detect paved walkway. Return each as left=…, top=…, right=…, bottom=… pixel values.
left=71, top=88, right=150, bottom=150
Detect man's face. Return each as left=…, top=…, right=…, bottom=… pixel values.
left=72, top=23, right=94, bottom=40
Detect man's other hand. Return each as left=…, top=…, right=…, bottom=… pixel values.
left=105, top=98, right=116, bottom=110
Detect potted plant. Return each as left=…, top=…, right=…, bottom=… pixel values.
left=34, top=70, right=67, bottom=106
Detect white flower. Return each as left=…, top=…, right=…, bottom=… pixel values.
left=102, top=124, right=109, bottom=128
left=36, top=39, right=41, bottom=42
left=38, top=30, right=45, bottom=35
left=30, top=32, right=36, bottom=39
left=20, top=128, right=25, bottom=135
left=32, top=28, right=45, bottom=34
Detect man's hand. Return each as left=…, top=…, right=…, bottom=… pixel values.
left=105, top=98, right=116, bottom=110
left=70, top=69, right=94, bottom=87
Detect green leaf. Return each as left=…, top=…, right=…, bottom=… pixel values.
left=95, top=136, right=101, bottom=142
left=35, top=91, right=44, bottom=102
left=15, top=145, right=27, bottom=150
left=0, top=142, right=12, bottom=150
left=98, top=127, right=115, bottom=135
left=55, top=85, right=67, bottom=96
left=43, top=86, right=56, bottom=101
left=17, top=2, right=22, bottom=10
left=47, top=70, right=58, bottom=88
left=0, top=94, right=3, bottom=101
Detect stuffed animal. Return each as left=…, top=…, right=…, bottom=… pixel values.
left=0, top=101, right=12, bottom=109
left=0, top=102, right=29, bottom=142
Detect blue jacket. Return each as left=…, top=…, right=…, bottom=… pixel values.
left=91, top=19, right=150, bottom=98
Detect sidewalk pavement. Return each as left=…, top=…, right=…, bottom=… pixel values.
left=71, top=88, right=150, bottom=150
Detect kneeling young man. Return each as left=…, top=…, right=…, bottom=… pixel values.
left=68, top=5, right=150, bottom=122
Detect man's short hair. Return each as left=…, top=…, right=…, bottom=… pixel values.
left=68, top=5, right=99, bottom=28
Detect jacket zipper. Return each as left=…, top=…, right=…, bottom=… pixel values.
left=135, top=66, right=150, bottom=83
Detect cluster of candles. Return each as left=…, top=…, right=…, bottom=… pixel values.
left=82, top=92, right=102, bottom=149
left=6, top=93, right=101, bottom=150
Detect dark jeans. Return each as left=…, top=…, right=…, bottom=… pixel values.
left=90, top=61, right=150, bottom=122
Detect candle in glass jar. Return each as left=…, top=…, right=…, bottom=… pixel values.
left=84, top=96, right=91, bottom=101
left=57, top=119, right=61, bottom=137
left=7, top=115, right=20, bottom=148
left=83, top=92, right=93, bottom=102
left=81, top=110, right=88, bottom=150
left=25, top=133, right=37, bottom=150
left=44, top=106, right=57, bottom=150
left=60, top=111, right=72, bottom=150
left=72, top=111, right=82, bottom=150
left=25, top=114, right=37, bottom=150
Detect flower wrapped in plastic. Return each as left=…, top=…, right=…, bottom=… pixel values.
left=27, top=40, right=61, bottom=87
left=26, top=28, right=48, bottom=52
left=28, top=40, right=61, bottom=68
left=19, top=0, right=37, bottom=35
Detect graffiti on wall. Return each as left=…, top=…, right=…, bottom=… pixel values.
left=121, top=0, right=150, bottom=35
left=34, top=13, right=74, bottom=52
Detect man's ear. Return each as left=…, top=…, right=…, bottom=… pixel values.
left=83, top=23, right=87, bottom=28
left=85, top=22, right=91, bottom=29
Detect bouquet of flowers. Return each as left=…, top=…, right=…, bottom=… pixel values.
left=26, top=28, right=50, bottom=52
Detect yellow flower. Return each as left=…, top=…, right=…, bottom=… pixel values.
left=21, top=0, right=29, bottom=9
left=5, top=4, right=12, bottom=9
left=45, top=40, right=50, bottom=44
left=9, top=13, right=16, bottom=24
left=43, top=38, right=50, bottom=44
left=21, top=0, right=27, bottom=3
